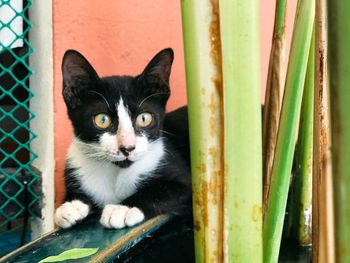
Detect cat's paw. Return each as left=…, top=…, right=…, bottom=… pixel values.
left=100, top=204, right=145, bottom=229
left=54, top=200, right=89, bottom=228
left=125, top=207, right=145, bottom=227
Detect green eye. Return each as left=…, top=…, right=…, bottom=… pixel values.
left=136, top=112, right=153, bottom=128
left=94, top=113, right=111, bottom=129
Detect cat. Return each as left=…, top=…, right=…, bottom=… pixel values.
left=54, top=48, right=192, bottom=229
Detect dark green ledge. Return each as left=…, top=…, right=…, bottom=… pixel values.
left=0, top=215, right=170, bottom=263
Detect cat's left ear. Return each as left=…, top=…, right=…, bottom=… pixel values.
left=139, top=48, right=174, bottom=104
left=142, top=48, right=174, bottom=84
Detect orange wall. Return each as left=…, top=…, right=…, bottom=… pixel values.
left=53, top=1, right=296, bottom=206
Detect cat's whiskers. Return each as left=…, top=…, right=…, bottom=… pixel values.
left=160, top=129, right=176, bottom=137
left=73, top=138, right=111, bottom=162
left=87, top=90, right=112, bottom=110
left=163, top=148, right=176, bottom=160
left=138, top=92, right=168, bottom=107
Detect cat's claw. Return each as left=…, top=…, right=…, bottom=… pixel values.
left=54, top=200, right=89, bottom=228
left=100, top=204, right=145, bottom=229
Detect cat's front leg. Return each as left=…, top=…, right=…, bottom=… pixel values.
left=100, top=204, right=145, bottom=229
left=54, top=200, right=90, bottom=228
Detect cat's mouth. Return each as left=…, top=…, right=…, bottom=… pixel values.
left=113, top=159, right=133, bottom=168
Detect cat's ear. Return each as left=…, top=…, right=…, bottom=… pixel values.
left=62, top=50, right=99, bottom=109
left=139, top=48, right=174, bottom=105
left=141, top=48, right=174, bottom=85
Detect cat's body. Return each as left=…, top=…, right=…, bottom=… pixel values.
left=55, top=49, right=192, bottom=229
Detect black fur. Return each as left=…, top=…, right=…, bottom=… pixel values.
left=61, top=48, right=192, bottom=221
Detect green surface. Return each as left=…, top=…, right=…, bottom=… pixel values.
left=0, top=215, right=170, bottom=263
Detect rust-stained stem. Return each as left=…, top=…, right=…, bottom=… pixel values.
left=263, top=0, right=287, bottom=209
left=181, top=1, right=224, bottom=262
left=313, top=0, right=335, bottom=262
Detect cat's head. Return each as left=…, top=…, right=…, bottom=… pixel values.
left=62, top=48, right=174, bottom=168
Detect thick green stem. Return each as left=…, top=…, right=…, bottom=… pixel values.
left=181, top=1, right=223, bottom=262
left=219, top=0, right=262, bottom=262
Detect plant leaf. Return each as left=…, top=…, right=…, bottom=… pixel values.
left=38, top=248, right=99, bottom=262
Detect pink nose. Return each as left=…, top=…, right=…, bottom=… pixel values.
left=119, top=146, right=135, bottom=156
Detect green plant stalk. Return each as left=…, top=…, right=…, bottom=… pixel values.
left=275, top=0, right=288, bottom=37
left=181, top=1, right=224, bottom=262
left=295, top=33, right=314, bottom=245
left=219, top=0, right=262, bottom=262
left=263, top=0, right=287, bottom=207
left=263, top=0, right=315, bottom=261
left=328, top=1, right=350, bottom=262
left=285, top=33, right=314, bottom=245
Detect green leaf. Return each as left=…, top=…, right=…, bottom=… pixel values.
left=38, top=248, right=99, bottom=263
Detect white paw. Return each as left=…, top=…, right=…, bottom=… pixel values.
left=125, top=207, right=145, bottom=227
left=54, top=200, right=89, bottom=228
left=100, top=204, right=145, bottom=229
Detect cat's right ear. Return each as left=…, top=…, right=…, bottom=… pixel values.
left=62, top=50, right=99, bottom=109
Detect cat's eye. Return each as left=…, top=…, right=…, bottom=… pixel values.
left=136, top=112, right=153, bottom=128
left=94, top=113, right=111, bottom=129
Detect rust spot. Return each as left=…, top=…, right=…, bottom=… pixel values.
left=201, top=180, right=209, bottom=227
left=252, top=205, right=262, bottom=222
left=210, top=250, right=218, bottom=263
left=208, top=147, right=218, bottom=168
left=318, top=48, right=325, bottom=88
left=209, top=0, right=223, bottom=97
left=208, top=93, right=216, bottom=113
left=197, top=163, right=207, bottom=174
left=194, top=220, right=201, bottom=231
left=209, top=116, right=216, bottom=136
left=208, top=147, right=218, bottom=159
left=209, top=171, right=221, bottom=205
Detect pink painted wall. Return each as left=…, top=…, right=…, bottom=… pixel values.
left=53, top=1, right=297, bottom=206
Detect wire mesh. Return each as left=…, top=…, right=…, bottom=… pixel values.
left=0, top=0, right=41, bottom=256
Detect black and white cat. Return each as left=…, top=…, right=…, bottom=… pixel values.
left=54, top=48, right=192, bottom=229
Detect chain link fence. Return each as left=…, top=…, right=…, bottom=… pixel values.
left=0, top=0, right=41, bottom=256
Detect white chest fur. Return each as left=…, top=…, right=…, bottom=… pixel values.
left=67, top=137, right=165, bottom=207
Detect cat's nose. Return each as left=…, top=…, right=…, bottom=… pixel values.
left=119, top=146, right=135, bottom=157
